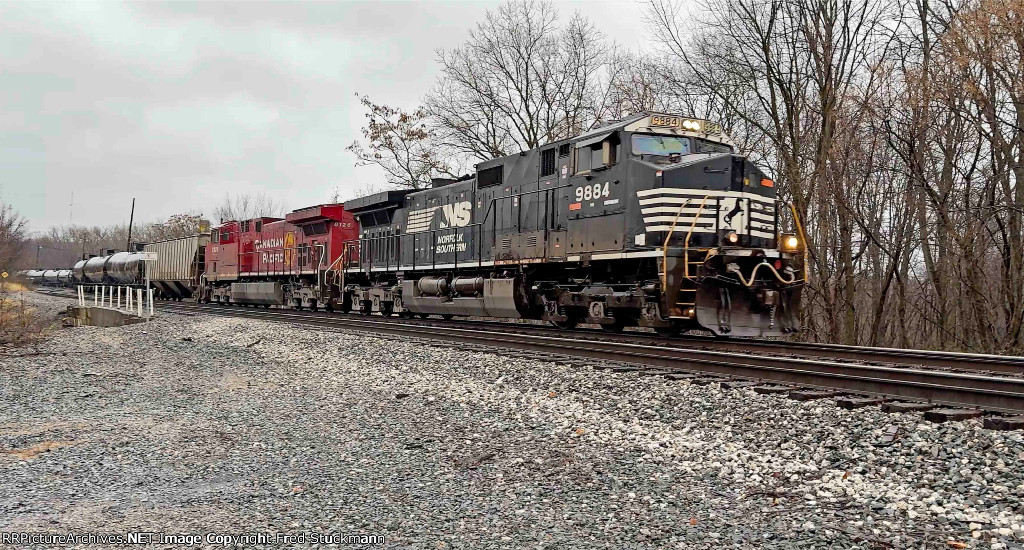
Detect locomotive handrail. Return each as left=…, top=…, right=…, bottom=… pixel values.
left=341, top=183, right=574, bottom=273
left=659, top=197, right=694, bottom=292
left=314, top=243, right=327, bottom=293
left=682, top=195, right=713, bottom=280
left=788, top=201, right=809, bottom=283
left=727, top=261, right=797, bottom=286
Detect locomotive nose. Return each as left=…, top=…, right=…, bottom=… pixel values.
left=653, top=152, right=739, bottom=191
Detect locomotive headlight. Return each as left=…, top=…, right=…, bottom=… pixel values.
left=725, top=231, right=739, bottom=244
left=780, top=233, right=802, bottom=252
left=682, top=120, right=702, bottom=131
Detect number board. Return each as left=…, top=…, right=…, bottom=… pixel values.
left=649, top=115, right=680, bottom=128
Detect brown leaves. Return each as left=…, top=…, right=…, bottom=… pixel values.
left=348, top=93, right=457, bottom=190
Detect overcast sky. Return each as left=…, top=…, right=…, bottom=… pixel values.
left=1, top=0, right=651, bottom=233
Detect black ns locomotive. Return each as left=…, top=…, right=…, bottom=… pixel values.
left=341, top=112, right=805, bottom=337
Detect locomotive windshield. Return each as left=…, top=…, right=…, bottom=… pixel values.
left=631, top=135, right=691, bottom=157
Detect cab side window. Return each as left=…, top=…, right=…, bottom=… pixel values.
left=574, top=139, right=618, bottom=174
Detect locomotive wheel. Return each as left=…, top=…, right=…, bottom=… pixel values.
left=441, top=314, right=454, bottom=320
left=418, top=313, right=429, bottom=319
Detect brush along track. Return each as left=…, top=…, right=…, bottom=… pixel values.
left=157, top=301, right=1024, bottom=414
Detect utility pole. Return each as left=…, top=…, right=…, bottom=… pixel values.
left=126, top=198, right=135, bottom=251
left=36, top=245, right=41, bottom=269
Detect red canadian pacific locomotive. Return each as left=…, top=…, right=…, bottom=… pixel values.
left=201, top=204, right=358, bottom=308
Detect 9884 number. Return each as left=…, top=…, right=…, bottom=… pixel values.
left=575, top=182, right=610, bottom=202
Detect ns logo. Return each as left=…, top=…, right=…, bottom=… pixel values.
left=439, top=201, right=472, bottom=228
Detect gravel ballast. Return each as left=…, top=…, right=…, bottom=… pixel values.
left=2, top=293, right=1023, bottom=549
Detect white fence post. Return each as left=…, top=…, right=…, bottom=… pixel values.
left=78, top=285, right=83, bottom=306
left=116, top=287, right=121, bottom=310
left=137, top=289, right=143, bottom=317
left=148, top=289, right=154, bottom=318
left=93, top=286, right=98, bottom=306
left=127, top=289, right=132, bottom=312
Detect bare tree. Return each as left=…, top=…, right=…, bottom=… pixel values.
left=425, top=0, right=609, bottom=161
left=0, top=203, right=27, bottom=270
left=211, top=193, right=283, bottom=223
left=24, top=210, right=211, bottom=269
left=147, top=213, right=209, bottom=241
left=347, top=95, right=458, bottom=189
left=648, top=0, right=890, bottom=344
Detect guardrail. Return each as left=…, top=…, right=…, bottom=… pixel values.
left=77, top=285, right=154, bottom=319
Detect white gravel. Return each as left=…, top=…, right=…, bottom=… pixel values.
left=1, top=292, right=1023, bottom=549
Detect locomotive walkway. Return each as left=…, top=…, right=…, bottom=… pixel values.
left=158, top=301, right=1024, bottom=416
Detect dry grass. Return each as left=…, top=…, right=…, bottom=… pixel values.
left=0, top=440, right=76, bottom=460
left=0, top=286, right=53, bottom=346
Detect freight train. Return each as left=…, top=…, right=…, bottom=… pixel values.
left=38, top=112, right=806, bottom=337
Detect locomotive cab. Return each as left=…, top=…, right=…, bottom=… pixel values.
left=617, top=114, right=804, bottom=336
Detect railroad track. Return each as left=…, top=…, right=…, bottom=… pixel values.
left=148, top=299, right=1024, bottom=376
left=46, top=287, right=1024, bottom=375
left=156, top=300, right=1024, bottom=416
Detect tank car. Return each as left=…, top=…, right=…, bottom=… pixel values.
left=72, top=259, right=87, bottom=283
left=83, top=255, right=110, bottom=284
left=339, top=112, right=804, bottom=337
left=106, top=251, right=144, bottom=285
left=41, top=270, right=61, bottom=285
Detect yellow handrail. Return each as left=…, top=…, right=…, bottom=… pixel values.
left=788, top=202, right=809, bottom=282
left=683, top=195, right=712, bottom=279
left=660, top=198, right=693, bottom=291
left=659, top=194, right=713, bottom=291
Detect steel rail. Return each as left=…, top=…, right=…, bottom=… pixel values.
left=45, top=288, right=1024, bottom=374
left=159, top=301, right=1024, bottom=414
left=156, top=299, right=1024, bottom=376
